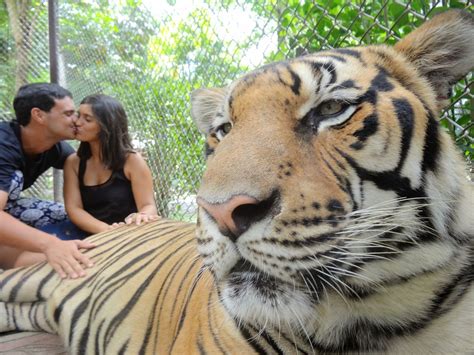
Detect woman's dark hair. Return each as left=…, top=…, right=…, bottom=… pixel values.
left=13, top=83, right=73, bottom=126
left=77, top=94, right=134, bottom=170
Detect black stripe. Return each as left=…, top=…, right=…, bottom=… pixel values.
left=392, top=98, right=414, bottom=172
left=28, top=303, right=35, bottom=329
left=421, top=112, right=440, bottom=173
left=338, top=260, right=472, bottom=351
left=205, top=142, right=214, bottom=157
left=354, top=67, right=394, bottom=109
left=371, top=67, right=394, bottom=92
left=197, top=334, right=206, bottom=355
left=334, top=48, right=362, bottom=60
left=288, top=66, right=302, bottom=95
left=5, top=263, right=45, bottom=301
left=263, top=231, right=336, bottom=247
left=322, top=155, right=347, bottom=189
left=337, top=148, right=425, bottom=199
left=252, top=327, right=288, bottom=355
left=239, top=324, right=270, bottom=354
left=118, top=339, right=129, bottom=355
left=103, top=237, right=195, bottom=345
left=36, top=269, right=56, bottom=300
left=54, top=226, right=187, bottom=326
left=350, top=113, right=378, bottom=150
left=428, top=254, right=473, bottom=317
left=42, top=303, right=55, bottom=332
left=169, top=261, right=205, bottom=352
left=75, top=300, right=92, bottom=349
left=322, top=54, right=347, bottom=62
left=54, top=244, right=158, bottom=323
left=92, top=224, right=184, bottom=273
left=207, top=287, right=227, bottom=354
left=330, top=79, right=360, bottom=92
left=95, top=319, right=105, bottom=354
left=86, top=227, right=143, bottom=259
left=147, top=251, right=200, bottom=354
left=311, top=61, right=337, bottom=86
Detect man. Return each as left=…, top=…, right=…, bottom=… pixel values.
left=0, top=83, right=94, bottom=278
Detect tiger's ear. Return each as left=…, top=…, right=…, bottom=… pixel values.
left=191, top=87, right=227, bottom=134
left=394, top=9, right=474, bottom=111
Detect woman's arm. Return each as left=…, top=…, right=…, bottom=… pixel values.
left=63, top=154, right=110, bottom=234
left=124, top=152, right=158, bottom=224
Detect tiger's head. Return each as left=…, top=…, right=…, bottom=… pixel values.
left=191, top=10, right=473, bottom=349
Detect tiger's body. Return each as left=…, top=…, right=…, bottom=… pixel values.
left=1, top=9, right=473, bottom=354
left=1, top=219, right=254, bottom=353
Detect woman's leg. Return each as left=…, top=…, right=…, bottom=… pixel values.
left=0, top=245, right=45, bottom=269
left=13, top=250, right=46, bottom=267
left=6, top=196, right=88, bottom=239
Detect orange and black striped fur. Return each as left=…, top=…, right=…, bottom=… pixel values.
left=1, top=9, right=473, bottom=354
left=1, top=219, right=254, bottom=353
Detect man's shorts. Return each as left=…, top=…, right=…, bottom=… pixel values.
left=4, top=171, right=88, bottom=240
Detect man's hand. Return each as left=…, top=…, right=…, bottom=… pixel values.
left=42, top=239, right=95, bottom=279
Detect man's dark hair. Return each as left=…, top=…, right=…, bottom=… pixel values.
left=77, top=94, right=134, bottom=171
left=13, top=83, right=73, bottom=126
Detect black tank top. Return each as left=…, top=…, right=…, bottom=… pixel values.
left=78, top=158, right=137, bottom=225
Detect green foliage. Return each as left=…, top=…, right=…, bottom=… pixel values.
left=225, top=0, right=472, bottom=163
left=52, top=1, right=260, bottom=217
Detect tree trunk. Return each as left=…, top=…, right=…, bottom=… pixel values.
left=5, top=0, right=34, bottom=90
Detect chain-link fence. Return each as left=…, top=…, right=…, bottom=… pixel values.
left=1, top=0, right=472, bottom=221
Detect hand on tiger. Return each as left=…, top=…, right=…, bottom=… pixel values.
left=108, top=222, right=125, bottom=230
left=124, top=212, right=160, bottom=226
left=43, top=238, right=95, bottom=279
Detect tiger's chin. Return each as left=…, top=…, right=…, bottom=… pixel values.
left=219, top=259, right=318, bottom=335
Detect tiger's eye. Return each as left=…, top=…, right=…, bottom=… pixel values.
left=215, top=122, right=232, bottom=140
left=222, top=122, right=232, bottom=134
left=319, top=100, right=344, bottom=116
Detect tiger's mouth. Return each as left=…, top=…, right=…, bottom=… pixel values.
left=227, top=259, right=281, bottom=292
left=219, top=258, right=318, bottom=333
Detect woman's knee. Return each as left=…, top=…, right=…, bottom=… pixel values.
left=13, top=251, right=46, bottom=267
left=0, top=245, right=45, bottom=269
left=0, top=245, right=23, bottom=269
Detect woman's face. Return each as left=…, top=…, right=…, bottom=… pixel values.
left=75, top=104, right=101, bottom=142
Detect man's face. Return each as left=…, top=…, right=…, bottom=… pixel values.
left=44, top=97, right=77, bottom=139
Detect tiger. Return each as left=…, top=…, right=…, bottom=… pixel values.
left=1, top=9, right=473, bottom=354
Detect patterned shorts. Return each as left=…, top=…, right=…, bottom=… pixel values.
left=4, top=171, right=88, bottom=240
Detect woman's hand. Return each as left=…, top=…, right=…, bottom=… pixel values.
left=108, top=222, right=125, bottom=230
left=124, top=212, right=160, bottom=226
left=42, top=239, right=95, bottom=279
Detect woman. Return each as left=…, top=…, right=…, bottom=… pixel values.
left=63, top=94, right=158, bottom=236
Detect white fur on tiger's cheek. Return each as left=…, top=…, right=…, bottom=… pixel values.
left=356, top=241, right=457, bottom=284
left=221, top=279, right=317, bottom=334
left=356, top=132, right=401, bottom=172
left=360, top=181, right=398, bottom=210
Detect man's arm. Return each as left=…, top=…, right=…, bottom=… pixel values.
left=0, top=190, right=95, bottom=278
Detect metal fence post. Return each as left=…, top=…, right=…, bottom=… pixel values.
left=48, top=0, right=63, bottom=203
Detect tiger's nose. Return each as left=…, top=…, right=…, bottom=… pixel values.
left=197, top=193, right=278, bottom=242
